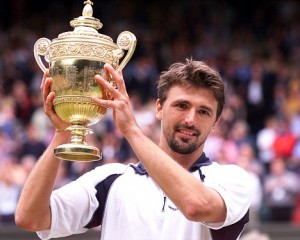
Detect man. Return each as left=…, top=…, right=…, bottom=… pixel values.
left=15, top=59, right=251, bottom=240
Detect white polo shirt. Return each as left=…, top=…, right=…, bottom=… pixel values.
left=37, top=154, right=251, bottom=240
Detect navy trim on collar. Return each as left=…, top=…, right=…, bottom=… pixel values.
left=130, top=153, right=212, bottom=176
left=188, top=153, right=212, bottom=172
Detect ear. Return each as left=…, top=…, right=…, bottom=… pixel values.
left=212, top=116, right=221, bottom=130
left=156, top=99, right=163, bottom=120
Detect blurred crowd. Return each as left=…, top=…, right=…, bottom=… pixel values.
left=0, top=0, right=300, bottom=233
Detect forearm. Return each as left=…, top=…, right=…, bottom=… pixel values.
left=125, top=126, right=225, bottom=222
left=15, top=130, right=69, bottom=231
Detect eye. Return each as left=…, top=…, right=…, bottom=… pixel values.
left=176, top=103, right=188, bottom=109
left=198, top=109, right=210, bottom=116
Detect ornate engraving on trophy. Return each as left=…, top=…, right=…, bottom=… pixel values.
left=66, top=65, right=79, bottom=90
left=50, top=65, right=73, bottom=94
left=83, top=66, right=95, bottom=92
left=49, top=43, right=113, bottom=62
left=66, top=65, right=77, bottom=82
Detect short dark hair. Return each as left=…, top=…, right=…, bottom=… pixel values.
left=157, top=58, right=225, bottom=119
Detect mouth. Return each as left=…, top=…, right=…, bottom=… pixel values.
left=179, top=129, right=196, bottom=136
left=176, top=127, right=199, bottom=138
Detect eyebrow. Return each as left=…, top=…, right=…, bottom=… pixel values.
left=172, top=99, right=214, bottom=114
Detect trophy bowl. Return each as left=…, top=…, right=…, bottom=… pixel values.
left=33, top=1, right=136, bottom=161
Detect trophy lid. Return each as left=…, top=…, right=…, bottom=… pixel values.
left=70, top=0, right=102, bottom=30
left=56, top=0, right=113, bottom=43
left=34, top=0, right=136, bottom=70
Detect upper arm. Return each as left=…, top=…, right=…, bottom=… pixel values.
left=205, top=186, right=227, bottom=222
left=37, top=163, right=127, bottom=239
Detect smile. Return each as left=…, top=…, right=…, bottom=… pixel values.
left=178, top=129, right=197, bottom=136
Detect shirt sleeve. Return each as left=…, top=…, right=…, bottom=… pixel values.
left=37, top=163, right=127, bottom=239
left=201, top=163, right=252, bottom=230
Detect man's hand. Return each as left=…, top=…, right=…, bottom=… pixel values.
left=92, top=64, right=139, bottom=137
left=40, top=69, right=69, bottom=131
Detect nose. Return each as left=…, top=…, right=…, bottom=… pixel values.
left=184, top=110, right=196, bottom=126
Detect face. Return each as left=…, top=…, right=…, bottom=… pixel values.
left=156, top=85, right=219, bottom=155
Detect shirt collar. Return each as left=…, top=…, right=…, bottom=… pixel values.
left=130, top=152, right=212, bottom=176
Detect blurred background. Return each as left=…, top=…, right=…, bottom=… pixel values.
left=0, top=0, right=300, bottom=239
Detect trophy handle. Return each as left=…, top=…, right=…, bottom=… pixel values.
left=115, top=31, right=137, bottom=72
left=34, top=38, right=51, bottom=73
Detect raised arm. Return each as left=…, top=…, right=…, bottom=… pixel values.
left=92, top=64, right=227, bottom=223
left=15, top=70, right=70, bottom=231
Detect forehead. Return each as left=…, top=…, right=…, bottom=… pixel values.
left=165, top=85, right=218, bottom=108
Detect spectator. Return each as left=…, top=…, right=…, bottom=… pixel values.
left=282, top=78, right=300, bottom=119
left=228, top=120, right=255, bottom=148
left=203, top=125, right=225, bottom=160
left=0, top=156, right=24, bottom=224
left=262, top=157, right=300, bottom=222
left=18, top=123, right=47, bottom=160
left=256, top=116, right=278, bottom=174
left=11, top=80, right=34, bottom=125
left=273, top=117, right=297, bottom=162
left=237, top=142, right=263, bottom=230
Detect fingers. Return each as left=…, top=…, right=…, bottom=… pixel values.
left=91, top=95, right=115, bottom=109
left=94, top=67, right=125, bottom=100
left=44, top=92, right=55, bottom=116
left=103, top=63, right=126, bottom=93
left=94, top=74, right=119, bottom=106
left=93, top=64, right=128, bottom=108
left=43, top=77, right=53, bottom=104
left=44, top=91, right=69, bottom=131
left=40, top=69, right=52, bottom=103
left=40, top=69, right=57, bottom=119
left=40, top=69, right=49, bottom=92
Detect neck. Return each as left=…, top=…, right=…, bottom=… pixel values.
left=159, top=144, right=204, bottom=170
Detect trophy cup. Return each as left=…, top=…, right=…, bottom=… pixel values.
left=33, top=0, right=136, bottom=161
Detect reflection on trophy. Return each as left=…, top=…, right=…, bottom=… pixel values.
left=33, top=0, right=137, bottom=161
